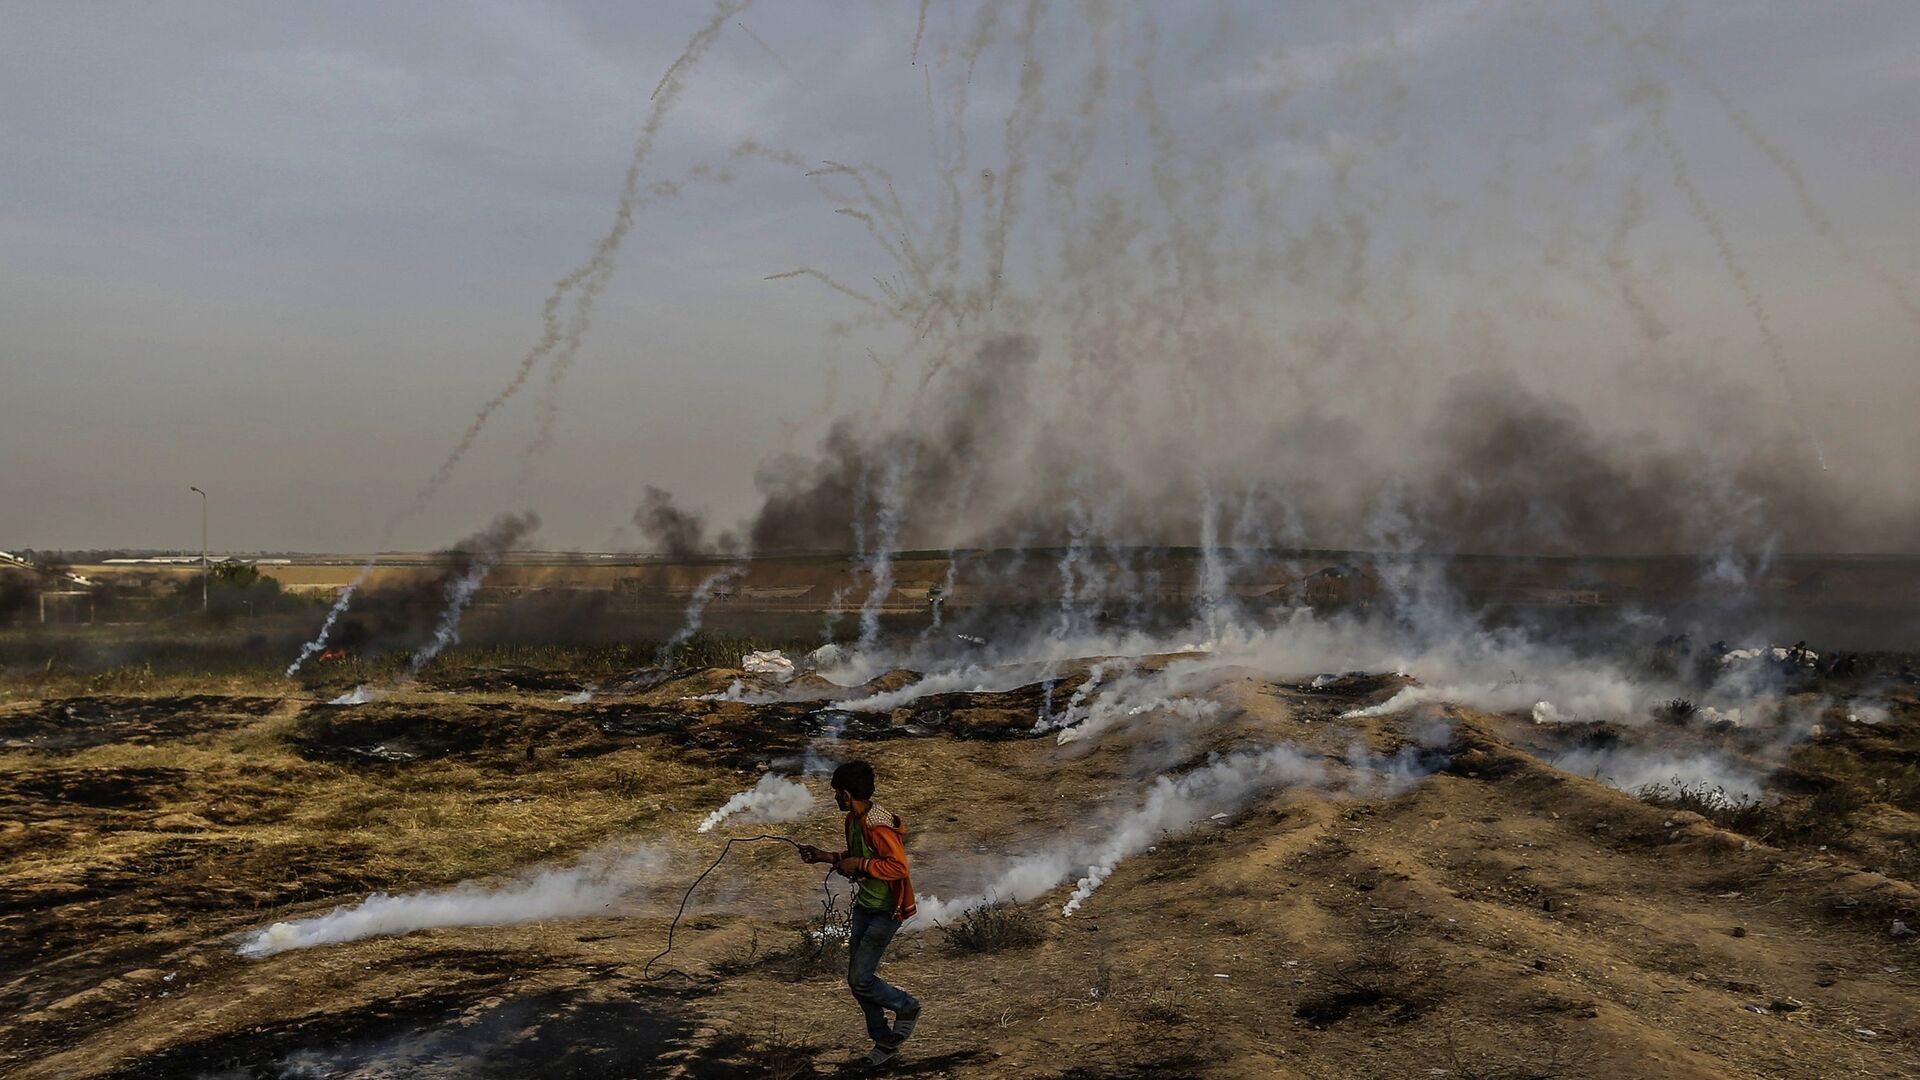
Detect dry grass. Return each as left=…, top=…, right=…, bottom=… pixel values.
left=8, top=668, right=1919, bottom=1080
left=1439, top=1018, right=1596, bottom=1080
left=0, top=698, right=703, bottom=905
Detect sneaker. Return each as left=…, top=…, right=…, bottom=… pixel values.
left=862, top=1043, right=900, bottom=1067
left=892, top=1004, right=922, bottom=1043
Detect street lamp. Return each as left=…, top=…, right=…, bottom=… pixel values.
left=189, top=486, right=208, bottom=612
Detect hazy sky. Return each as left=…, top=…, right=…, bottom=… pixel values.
left=3, top=1, right=1915, bottom=553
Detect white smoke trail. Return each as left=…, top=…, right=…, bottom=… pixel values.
left=287, top=566, right=372, bottom=677
left=915, top=743, right=1331, bottom=926
left=856, top=450, right=913, bottom=655
left=1031, top=657, right=1129, bottom=732
left=237, top=844, right=663, bottom=957
left=835, top=663, right=1020, bottom=713
left=696, top=773, right=815, bottom=833
left=1051, top=494, right=1101, bottom=642
left=1346, top=664, right=1642, bottom=724
left=929, top=556, right=958, bottom=630
left=286, top=0, right=752, bottom=675
left=1194, top=495, right=1232, bottom=639
left=407, top=554, right=496, bottom=677
left=689, top=677, right=749, bottom=702
left=395, top=511, right=539, bottom=680
left=818, top=582, right=855, bottom=647
left=912, top=848, right=1079, bottom=928
left=1053, top=693, right=1221, bottom=746
left=657, top=561, right=747, bottom=667
left=1061, top=747, right=1329, bottom=915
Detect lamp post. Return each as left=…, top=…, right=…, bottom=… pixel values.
left=189, top=486, right=208, bottom=612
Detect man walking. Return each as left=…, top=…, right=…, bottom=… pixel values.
left=799, top=760, right=922, bottom=1066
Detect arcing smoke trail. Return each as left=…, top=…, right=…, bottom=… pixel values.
left=237, top=843, right=662, bottom=956
left=287, top=0, right=752, bottom=675
left=1593, top=1, right=1824, bottom=472
left=415, top=0, right=753, bottom=518
left=739, top=2, right=1919, bottom=564
left=1673, top=51, right=1920, bottom=333
left=1648, top=105, right=1823, bottom=471
left=697, top=773, right=815, bottom=833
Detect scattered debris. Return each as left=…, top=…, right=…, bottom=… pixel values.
left=742, top=651, right=796, bottom=680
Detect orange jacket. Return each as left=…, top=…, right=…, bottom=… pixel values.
left=831, top=801, right=916, bottom=921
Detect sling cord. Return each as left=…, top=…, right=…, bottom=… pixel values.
left=641, top=833, right=837, bottom=980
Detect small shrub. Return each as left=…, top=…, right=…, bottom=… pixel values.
left=1881, top=766, right=1920, bottom=813
left=1297, top=931, right=1434, bottom=1028
left=1131, top=994, right=1189, bottom=1027
left=698, top=1027, right=820, bottom=1080
left=715, top=926, right=766, bottom=974
left=1636, top=779, right=1775, bottom=836
left=606, top=768, right=647, bottom=800
left=1778, top=785, right=1866, bottom=846
left=1655, top=698, right=1698, bottom=725
left=767, top=885, right=850, bottom=978
left=1638, top=778, right=1867, bottom=847
left=938, top=898, right=1046, bottom=953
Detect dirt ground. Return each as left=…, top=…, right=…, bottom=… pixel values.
left=2, top=658, right=1917, bottom=1079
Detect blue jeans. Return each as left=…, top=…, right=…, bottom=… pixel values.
left=847, top=905, right=918, bottom=1047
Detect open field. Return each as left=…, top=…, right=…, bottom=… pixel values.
left=13, top=2, right=1920, bottom=1077
left=3, top=638, right=1916, bottom=1079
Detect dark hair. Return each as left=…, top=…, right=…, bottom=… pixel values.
left=830, top=760, right=876, bottom=799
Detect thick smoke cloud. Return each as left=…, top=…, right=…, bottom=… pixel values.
left=654, top=2, right=1920, bottom=565
left=747, top=334, right=1040, bottom=553
left=406, top=510, right=541, bottom=676
left=634, top=485, right=716, bottom=557
left=739, top=361, right=1879, bottom=558
left=1381, top=377, right=1851, bottom=557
